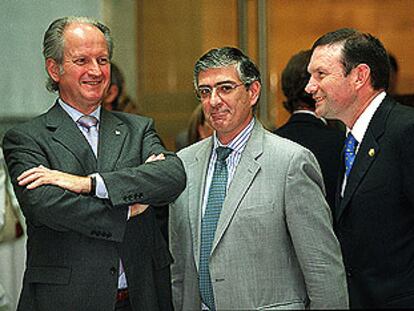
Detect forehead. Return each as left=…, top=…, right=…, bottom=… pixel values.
left=197, top=65, right=240, bottom=86
left=308, top=43, right=344, bottom=72
left=63, top=22, right=108, bottom=54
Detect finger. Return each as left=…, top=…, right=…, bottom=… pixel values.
left=145, top=154, right=156, bottom=163
left=17, top=165, right=49, bottom=181
left=17, top=167, right=40, bottom=181
left=155, top=153, right=165, bottom=160
left=18, top=172, right=44, bottom=186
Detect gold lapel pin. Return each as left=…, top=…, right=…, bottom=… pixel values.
left=115, top=130, right=121, bottom=135
left=368, top=148, right=375, bottom=157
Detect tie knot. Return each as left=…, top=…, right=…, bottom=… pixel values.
left=78, top=115, right=98, bottom=131
left=345, top=133, right=358, bottom=153
left=216, top=147, right=232, bottom=162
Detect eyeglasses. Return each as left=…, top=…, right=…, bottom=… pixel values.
left=196, top=83, right=245, bottom=101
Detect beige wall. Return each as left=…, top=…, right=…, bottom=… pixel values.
left=106, top=0, right=414, bottom=149
left=268, top=0, right=414, bottom=127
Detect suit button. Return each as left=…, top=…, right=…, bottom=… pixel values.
left=138, top=193, right=143, bottom=199
left=110, top=267, right=117, bottom=275
left=123, top=195, right=128, bottom=202
left=346, top=268, right=353, bottom=277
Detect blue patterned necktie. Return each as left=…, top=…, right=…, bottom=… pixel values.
left=199, top=146, right=232, bottom=311
left=77, top=115, right=99, bottom=156
left=344, top=133, right=358, bottom=177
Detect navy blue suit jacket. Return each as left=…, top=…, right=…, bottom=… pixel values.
left=336, top=96, right=414, bottom=308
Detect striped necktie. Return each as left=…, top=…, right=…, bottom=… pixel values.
left=77, top=115, right=98, bottom=156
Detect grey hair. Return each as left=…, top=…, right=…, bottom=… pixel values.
left=193, top=47, right=261, bottom=91
left=43, top=16, right=113, bottom=92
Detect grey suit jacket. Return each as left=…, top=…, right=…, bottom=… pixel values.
left=3, top=103, right=186, bottom=311
left=170, top=121, right=348, bottom=310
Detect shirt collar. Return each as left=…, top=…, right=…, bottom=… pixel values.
left=347, top=91, right=386, bottom=143
left=58, top=98, right=101, bottom=123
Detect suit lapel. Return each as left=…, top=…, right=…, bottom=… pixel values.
left=46, top=103, right=97, bottom=174
left=336, top=96, right=394, bottom=221
left=97, top=109, right=127, bottom=172
left=211, top=122, right=263, bottom=254
left=189, top=139, right=213, bottom=271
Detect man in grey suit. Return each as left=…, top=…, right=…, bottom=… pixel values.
left=169, top=47, right=348, bottom=310
left=2, top=16, right=186, bottom=311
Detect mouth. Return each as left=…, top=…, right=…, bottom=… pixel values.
left=210, top=111, right=228, bottom=120
left=81, top=80, right=102, bottom=86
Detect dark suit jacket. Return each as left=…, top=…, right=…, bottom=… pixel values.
left=2, top=103, right=186, bottom=311
left=274, top=113, right=344, bottom=209
left=335, top=95, right=414, bottom=308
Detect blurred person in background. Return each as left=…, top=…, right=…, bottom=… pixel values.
left=0, top=147, right=25, bottom=311
left=274, top=49, right=344, bottom=210
left=103, top=62, right=140, bottom=114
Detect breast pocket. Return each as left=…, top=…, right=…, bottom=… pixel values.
left=26, top=266, right=72, bottom=284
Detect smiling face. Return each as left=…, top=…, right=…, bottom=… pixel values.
left=46, top=22, right=110, bottom=114
left=197, top=66, right=260, bottom=145
left=305, top=43, right=357, bottom=121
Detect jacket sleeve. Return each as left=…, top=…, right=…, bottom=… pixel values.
left=100, top=118, right=186, bottom=207
left=2, top=127, right=128, bottom=242
left=284, top=148, right=349, bottom=309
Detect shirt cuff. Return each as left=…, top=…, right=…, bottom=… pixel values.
left=94, top=173, right=109, bottom=199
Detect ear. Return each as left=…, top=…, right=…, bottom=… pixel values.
left=46, top=58, right=61, bottom=83
left=353, top=63, right=371, bottom=90
left=248, top=80, right=261, bottom=107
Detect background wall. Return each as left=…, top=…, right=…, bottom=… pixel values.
left=267, top=0, right=414, bottom=127
left=133, top=0, right=414, bottom=149
left=1, top=0, right=413, bottom=149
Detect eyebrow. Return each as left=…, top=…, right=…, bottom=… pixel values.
left=198, top=80, right=239, bottom=88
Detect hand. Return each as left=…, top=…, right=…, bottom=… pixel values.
left=128, top=153, right=166, bottom=218
left=17, top=165, right=91, bottom=194
left=129, top=203, right=149, bottom=217
left=145, top=153, right=165, bottom=163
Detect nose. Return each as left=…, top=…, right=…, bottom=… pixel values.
left=87, top=60, right=102, bottom=76
left=209, top=87, right=222, bottom=107
left=305, top=76, right=317, bottom=94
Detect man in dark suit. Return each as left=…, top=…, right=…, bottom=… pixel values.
left=274, top=49, right=344, bottom=209
left=306, top=28, right=414, bottom=309
left=2, top=16, right=186, bottom=311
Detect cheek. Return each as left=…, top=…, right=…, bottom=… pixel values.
left=102, top=66, right=110, bottom=78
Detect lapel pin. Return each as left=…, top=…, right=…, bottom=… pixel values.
left=115, top=130, right=121, bottom=136
left=368, top=148, right=375, bottom=157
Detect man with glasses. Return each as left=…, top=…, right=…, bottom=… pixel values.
left=169, top=47, right=348, bottom=310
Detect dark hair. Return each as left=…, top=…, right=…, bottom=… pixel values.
left=187, top=104, right=208, bottom=144
left=281, top=50, right=315, bottom=113
left=193, top=47, right=261, bottom=107
left=388, top=52, right=399, bottom=73
left=43, top=16, right=113, bottom=92
left=109, top=63, right=125, bottom=110
left=312, top=28, right=390, bottom=91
